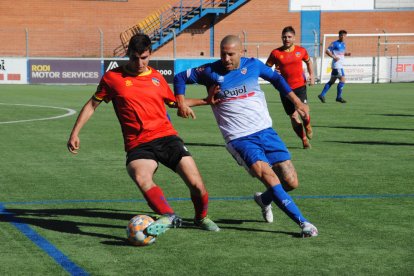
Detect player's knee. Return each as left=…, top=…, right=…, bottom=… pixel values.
left=128, top=170, right=154, bottom=191
left=280, top=171, right=299, bottom=190
left=251, top=161, right=280, bottom=185
left=290, top=112, right=300, bottom=122
left=186, top=177, right=206, bottom=195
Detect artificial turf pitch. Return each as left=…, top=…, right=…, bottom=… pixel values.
left=0, top=83, right=413, bottom=275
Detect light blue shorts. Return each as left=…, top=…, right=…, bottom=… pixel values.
left=226, top=128, right=291, bottom=170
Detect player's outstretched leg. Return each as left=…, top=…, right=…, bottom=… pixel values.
left=270, top=184, right=318, bottom=237
left=254, top=191, right=274, bottom=223
left=146, top=213, right=183, bottom=236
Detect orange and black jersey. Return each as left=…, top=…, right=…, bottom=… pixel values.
left=266, top=45, right=310, bottom=90
left=94, top=66, right=177, bottom=152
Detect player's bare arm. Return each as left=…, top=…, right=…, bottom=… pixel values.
left=305, top=59, right=315, bottom=85
left=67, top=98, right=101, bottom=154
left=175, top=94, right=196, bottom=119
left=326, top=49, right=339, bottom=61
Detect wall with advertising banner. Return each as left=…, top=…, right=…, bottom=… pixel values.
left=29, top=59, right=102, bottom=84
left=103, top=59, right=174, bottom=83
left=0, top=58, right=27, bottom=84
left=390, top=56, right=414, bottom=82
left=319, top=57, right=391, bottom=83
left=1, top=57, right=410, bottom=85
left=320, top=57, right=375, bottom=83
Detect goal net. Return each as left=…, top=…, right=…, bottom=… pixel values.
left=319, top=33, right=414, bottom=83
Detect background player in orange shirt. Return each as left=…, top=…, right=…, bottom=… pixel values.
left=67, top=34, right=219, bottom=236
left=266, top=26, right=314, bottom=149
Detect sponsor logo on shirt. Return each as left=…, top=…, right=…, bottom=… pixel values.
left=222, top=85, right=247, bottom=98
left=152, top=77, right=160, bottom=86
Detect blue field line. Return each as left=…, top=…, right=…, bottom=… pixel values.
left=1, top=193, right=413, bottom=206
left=0, top=204, right=89, bottom=276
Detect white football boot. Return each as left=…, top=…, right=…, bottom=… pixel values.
left=300, top=222, right=318, bottom=237
left=254, top=192, right=274, bottom=223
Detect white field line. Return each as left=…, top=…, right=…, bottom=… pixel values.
left=0, top=103, right=76, bottom=124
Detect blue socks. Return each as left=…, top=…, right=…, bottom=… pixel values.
left=269, top=184, right=307, bottom=225
left=260, top=188, right=274, bottom=205
left=320, top=83, right=331, bottom=96
left=337, top=82, right=345, bottom=99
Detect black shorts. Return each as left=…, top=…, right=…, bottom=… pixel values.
left=280, top=85, right=308, bottom=115
left=126, top=135, right=191, bottom=171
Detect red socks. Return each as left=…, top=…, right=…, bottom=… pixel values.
left=143, top=186, right=174, bottom=215
left=144, top=186, right=209, bottom=219
left=191, top=192, right=209, bottom=220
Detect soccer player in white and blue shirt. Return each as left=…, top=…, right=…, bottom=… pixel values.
left=318, top=30, right=351, bottom=103
left=174, top=35, right=318, bottom=237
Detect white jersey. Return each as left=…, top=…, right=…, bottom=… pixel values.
left=328, top=40, right=347, bottom=69
left=174, top=57, right=292, bottom=143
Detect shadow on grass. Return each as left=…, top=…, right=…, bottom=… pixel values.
left=0, top=208, right=303, bottom=247
left=314, top=125, right=414, bottom=132
left=178, top=218, right=299, bottom=237
left=371, top=113, right=414, bottom=117
left=185, top=142, right=225, bottom=148
left=0, top=207, right=154, bottom=244
left=327, top=140, right=414, bottom=146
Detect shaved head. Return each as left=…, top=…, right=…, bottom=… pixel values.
left=220, top=35, right=243, bottom=71
left=220, top=35, right=242, bottom=49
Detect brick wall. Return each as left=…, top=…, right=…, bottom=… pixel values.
left=1, top=0, right=413, bottom=58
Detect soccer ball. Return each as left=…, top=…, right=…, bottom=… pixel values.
left=126, top=215, right=156, bottom=246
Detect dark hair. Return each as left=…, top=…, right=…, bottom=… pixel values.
left=282, top=26, right=295, bottom=35
left=339, top=30, right=347, bottom=36
left=127, top=34, right=152, bottom=56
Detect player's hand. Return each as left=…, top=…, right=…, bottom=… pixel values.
left=295, top=102, right=310, bottom=120
left=67, top=136, right=80, bottom=154
left=275, top=66, right=281, bottom=74
left=177, top=104, right=196, bottom=119
left=308, top=75, right=315, bottom=86
left=206, top=85, right=221, bottom=105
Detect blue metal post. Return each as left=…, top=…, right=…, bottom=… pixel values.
left=210, top=14, right=216, bottom=57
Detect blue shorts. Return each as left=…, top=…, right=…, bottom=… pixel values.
left=226, top=128, right=291, bottom=170
left=331, top=68, right=345, bottom=78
